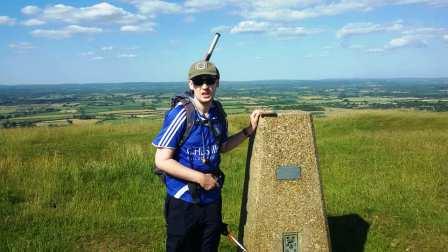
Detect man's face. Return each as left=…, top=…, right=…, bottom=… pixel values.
left=189, top=75, right=219, bottom=104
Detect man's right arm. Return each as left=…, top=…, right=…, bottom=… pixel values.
left=155, top=148, right=218, bottom=191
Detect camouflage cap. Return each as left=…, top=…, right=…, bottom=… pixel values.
left=188, top=60, right=220, bottom=79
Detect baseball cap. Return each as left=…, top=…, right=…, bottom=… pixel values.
left=188, top=60, right=220, bottom=80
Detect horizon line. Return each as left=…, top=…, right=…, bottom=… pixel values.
left=1, top=77, right=448, bottom=86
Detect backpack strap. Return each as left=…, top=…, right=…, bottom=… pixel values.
left=168, top=91, right=196, bottom=148
left=210, top=100, right=228, bottom=146
left=177, top=99, right=196, bottom=147
left=214, top=100, right=227, bottom=125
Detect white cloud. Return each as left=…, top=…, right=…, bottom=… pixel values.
left=120, top=22, right=155, bottom=32
left=40, top=4, right=73, bottom=20
left=121, top=25, right=138, bottom=31
left=117, top=53, right=137, bottom=58
left=337, top=21, right=403, bottom=39
left=81, top=51, right=95, bottom=56
left=184, top=0, right=228, bottom=12
left=394, top=0, right=448, bottom=7
left=249, top=0, right=322, bottom=9
left=304, top=53, right=314, bottom=58
left=269, top=26, right=322, bottom=38
left=0, top=16, right=16, bottom=25
left=80, top=51, right=105, bottom=60
left=125, top=0, right=181, bottom=16
left=348, top=44, right=365, bottom=49
left=319, top=51, right=329, bottom=57
left=230, top=20, right=271, bottom=34
left=125, top=46, right=140, bottom=50
left=361, top=27, right=445, bottom=53
left=386, top=35, right=427, bottom=49
left=400, top=26, right=448, bottom=45
left=21, top=5, right=41, bottom=15
left=229, top=20, right=321, bottom=39
left=22, top=19, right=46, bottom=26
left=158, top=0, right=448, bottom=21
left=211, top=25, right=231, bottom=33
left=303, top=51, right=329, bottom=58
left=91, top=56, right=104, bottom=60
left=366, top=48, right=385, bottom=53
left=244, top=1, right=368, bottom=21
left=101, top=46, right=113, bottom=51
left=240, top=0, right=448, bottom=22
left=40, top=2, right=146, bottom=25
left=21, top=3, right=159, bottom=35
left=444, top=34, right=448, bottom=42
left=337, top=21, right=448, bottom=52
left=364, top=34, right=429, bottom=53
left=9, top=42, right=35, bottom=50
left=128, top=0, right=320, bottom=15
left=31, top=25, right=102, bottom=39
left=403, top=27, right=447, bottom=36
left=25, top=0, right=441, bottom=28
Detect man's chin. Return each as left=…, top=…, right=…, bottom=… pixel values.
left=198, top=96, right=213, bottom=104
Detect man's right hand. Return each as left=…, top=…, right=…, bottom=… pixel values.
left=156, top=148, right=220, bottom=191
left=199, top=173, right=218, bottom=190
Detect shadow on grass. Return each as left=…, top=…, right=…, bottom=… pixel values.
left=328, top=214, right=370, bottom=252
left=237, top=135, right=254, bottom=244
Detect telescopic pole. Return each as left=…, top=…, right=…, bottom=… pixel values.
left=204, top=33, right=221, bottom=61
left=221, top=223, right=248, bottom=251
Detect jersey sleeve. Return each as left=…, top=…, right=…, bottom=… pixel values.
left=152, top=105, right=187, bottom=149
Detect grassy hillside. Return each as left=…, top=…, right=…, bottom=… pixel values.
left=0, top=110, right=447, bottom=251
left=316, top=110, right=447, bottom=251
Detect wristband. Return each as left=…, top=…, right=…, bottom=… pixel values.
left=242, top=127, right=252, bottom=137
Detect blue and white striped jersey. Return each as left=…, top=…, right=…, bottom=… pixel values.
left=152, top=103, right=228, bottom=204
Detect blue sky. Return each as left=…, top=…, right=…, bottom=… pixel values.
left=0, top=0, right=447, bottom=84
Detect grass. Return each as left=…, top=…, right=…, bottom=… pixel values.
left=316, top=110, right=448, bottom=251
left=1, top=110, right=447, bottom=251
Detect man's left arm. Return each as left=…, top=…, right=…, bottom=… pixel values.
left=220, top=110, right=261, bottom=153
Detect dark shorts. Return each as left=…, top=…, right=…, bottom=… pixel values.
left=164, top=196, right=222, bottom=252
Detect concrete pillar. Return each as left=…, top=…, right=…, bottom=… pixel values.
left=239, top=112, right=330, bottom=252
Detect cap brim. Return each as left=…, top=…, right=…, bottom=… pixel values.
left=190, top=72, right=218, bottom=79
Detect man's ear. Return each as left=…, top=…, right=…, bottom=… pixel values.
left=216, top=79, right=220, bottom=88
left=188, top=80, right=194, bottom=91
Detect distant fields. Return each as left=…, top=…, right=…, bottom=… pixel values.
left=1, top=110, right=447, bottom=251
left=2, top=79, right=448, bottom=128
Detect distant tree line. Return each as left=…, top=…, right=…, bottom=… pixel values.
left=73, top=114, right=96, bottom=120
left=367, top=101, right=448, bottom=111
left=0, top=120, right=33, bottom=128
left=0, top=108, right=60, bottom=120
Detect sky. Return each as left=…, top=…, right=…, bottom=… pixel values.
left=0, top=0, right=447, bottom=84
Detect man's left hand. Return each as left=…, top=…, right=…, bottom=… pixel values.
left=247, top=110, right=261, bottom=135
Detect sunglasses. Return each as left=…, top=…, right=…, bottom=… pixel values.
left=192, top=76, right=217, bottom=86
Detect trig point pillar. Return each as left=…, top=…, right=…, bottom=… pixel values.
left=239, top=112, right=330, bottom=252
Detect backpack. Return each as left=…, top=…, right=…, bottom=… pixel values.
left=154, top=91, right=228, bottom=177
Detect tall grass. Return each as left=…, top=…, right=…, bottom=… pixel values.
left=316, top=110, right=448, bottom=251
left=1, top=110, right=447, bottom=251
left=0, top=120, right=165, bottom=250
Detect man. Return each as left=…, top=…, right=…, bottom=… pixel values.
left=152, top=60, right=261, bottom=251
